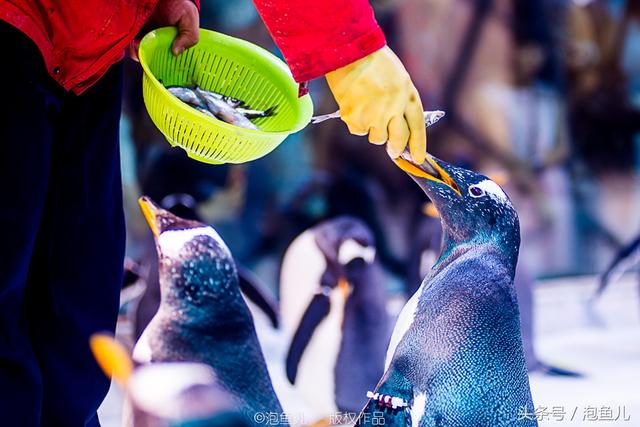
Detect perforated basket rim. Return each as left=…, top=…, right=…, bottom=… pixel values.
left=138, top=27, right=313, bottom=137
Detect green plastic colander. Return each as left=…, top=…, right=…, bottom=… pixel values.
left=139, top=27, right=314, bottom=164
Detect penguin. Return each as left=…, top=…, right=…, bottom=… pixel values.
left=128, top=363, right=250, bottom=427
left=134, top=193, right=279, bottom=342
left=90, top=334, right=249, bottom=427
left=280, top=216, right=391, bottom=418
left=132, top=196, right=284, bottom=426
left=410, top=202, right=581, bottom=378
left=357, top=152, right=536, bottom=426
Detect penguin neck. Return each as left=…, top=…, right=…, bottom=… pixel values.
left=158, top=279, right=253, bottom=333
left=435, top=232, right=518, bottom=278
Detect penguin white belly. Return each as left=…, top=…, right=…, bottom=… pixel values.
left=293, top=289, right=346, bottom=416
left=280, top=230, right=327, bottom=332
left=409, top=392, right=427, bottom=427
left=385, top=284, right=424, bottom=371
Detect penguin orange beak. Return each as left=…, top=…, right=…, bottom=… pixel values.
left=337, top=277, right=351, bottom=300
left=394, top=153, right=461, bottom=196
left=138, top=196, right=161, bottom=238
left=89, top=333, right=133, bottom=387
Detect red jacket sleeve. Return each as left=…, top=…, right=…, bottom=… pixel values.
left=252, top=0, right=386, bottom=82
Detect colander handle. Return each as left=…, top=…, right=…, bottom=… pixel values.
left=310, top=110, right=446, bottom=126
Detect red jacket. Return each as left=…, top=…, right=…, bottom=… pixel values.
left=0, top=1, right=385, bottom=94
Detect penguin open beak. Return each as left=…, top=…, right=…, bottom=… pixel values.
left=138, top=196, right=161, bottom=237
left=393, top=152, right=461, bottom=196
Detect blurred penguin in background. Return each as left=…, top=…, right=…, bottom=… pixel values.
left=90, top=334, right=249, bottom=427
left=591, top=232, right=640, bottom=313
left=280, top=216, right=391, bottom=420
left=128, top=363, right=250, bottom=427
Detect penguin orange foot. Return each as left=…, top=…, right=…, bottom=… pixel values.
left=133, top=196, right=284, bottom=426
left=357, top=152, right=537, bottom=426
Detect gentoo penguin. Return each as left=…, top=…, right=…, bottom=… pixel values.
left=128, top=363, right=250, bottom=427
left=133, top=196, right=284, bottom=426
left=410, top=203, right=580, bottom=378
left=358, top=152, right=536, bottom=426
left=90, top=334, right=249, bottom=427
left=134, top=193, right=279, bottom=342
left=280, top=216, right=391, bottom=417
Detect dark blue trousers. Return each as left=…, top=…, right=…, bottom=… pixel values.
left=0, top=23, right=124, bottom=427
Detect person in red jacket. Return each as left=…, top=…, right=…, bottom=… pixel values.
left=0, top=1, right=427, bottom=425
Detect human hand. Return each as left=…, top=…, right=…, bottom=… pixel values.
left=325, top=45, right=427, bottom=163
left=130, top=0, right=200, bottom=60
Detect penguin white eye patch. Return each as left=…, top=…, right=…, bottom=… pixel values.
left=468, top=180, right=508, bottom=202
left=338, top=239, right=376, bottom=265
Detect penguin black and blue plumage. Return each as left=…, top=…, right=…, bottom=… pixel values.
left=410, top=204, right=581, bottom=378
left=128, top=362, right=250, bottom=427
left=358, top=153, right=536, bottom=426
left=280, top=216, right=391, bottom=417
left=593, top=233, right=640, bottom=300
left=133, top=197, right=284, bottom=426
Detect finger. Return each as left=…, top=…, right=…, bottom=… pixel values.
left=368, top=123, right=388, bottom=145
left=129, top=40, right=141, bottom=62
left=405, top=96, right=427, bottom=164
left=172, top=9, right=200, bottom=55
left=386, top=115, right=409, bottom=158
left=341, top=111, right=368, bottom=136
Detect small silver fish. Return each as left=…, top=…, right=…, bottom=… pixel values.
left=310, top=110, right=446, bottom=127
left=194, top=87, right=258, bottom=130
left=235, top=106, right=276, bottom=119
left=167, top=87, right=205, bottom=108
left=221, top=95, right=244, bottom=109
left=195, top=106, right=215, bottom=118
left=194, top=87, right=245, bottom=108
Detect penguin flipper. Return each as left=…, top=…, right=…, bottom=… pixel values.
left=285, top=293, right=330, bottom=383
left=237, top=267, right=280, bottom=328
left=593, top=235, right=640, bottom=300
left=536, top=362, right=584, bottom=378
left=355, top=369, right=413, bottom=427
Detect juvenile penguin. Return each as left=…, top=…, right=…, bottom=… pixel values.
left=280, top=216, right=391, bottom=417
left=133, top=196, right=284, bottom=426
left=358, top=153, right=536, bottom=426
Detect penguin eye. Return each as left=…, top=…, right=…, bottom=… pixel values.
left=468, top=185, right=485, bottom=198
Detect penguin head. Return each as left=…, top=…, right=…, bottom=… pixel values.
left=393, top=152, right=520, bottom=262
left=139, top=196, right=245, bottom=321
left=314, top=217, right=377, bottom=297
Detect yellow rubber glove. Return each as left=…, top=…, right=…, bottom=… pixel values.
left=325, top=45, right=427, bottom=164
